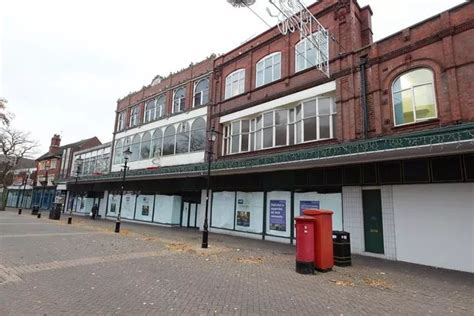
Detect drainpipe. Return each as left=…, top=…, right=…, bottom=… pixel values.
left=359, top=57, right=369, bottom=139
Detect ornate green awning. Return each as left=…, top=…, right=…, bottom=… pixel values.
left=75, top=123, right=474, bottom=184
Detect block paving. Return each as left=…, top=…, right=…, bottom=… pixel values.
left=0, top=209, right=473, bottom=315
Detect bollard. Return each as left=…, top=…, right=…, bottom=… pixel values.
left=18, top=209, right=22, bottom=215
left=115, top=221, right=121, bottom=233
left=67, top=217, right=72, bottom=224
left=37, top=212, right=41, bottom=219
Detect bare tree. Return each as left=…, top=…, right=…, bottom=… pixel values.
left=0, top=98, right=11, bottom=126
left=0, top=126, right=38, bottom=186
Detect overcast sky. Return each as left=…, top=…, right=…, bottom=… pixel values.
left=0, top=0, right=466, bottom=156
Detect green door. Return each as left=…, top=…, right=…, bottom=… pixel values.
left=362, top=190, right=384, bottom=254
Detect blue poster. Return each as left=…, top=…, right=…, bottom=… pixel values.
left=300, top=200, right=320, bottom=215
left=269, top=200, right=286, bottom=231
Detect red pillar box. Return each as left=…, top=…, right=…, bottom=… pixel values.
left=295, top=215, right=316, bottom=274
left=303, top=210, right=334, bottom=272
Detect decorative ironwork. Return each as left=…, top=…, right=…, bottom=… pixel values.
left=227, top=0, right=256, bottom=8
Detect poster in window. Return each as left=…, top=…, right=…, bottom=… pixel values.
left=110, top=203, right=116, bottom=213
left=141, top=196, right=150, bottom=216
left=269, top=200, right=286, bottom=231
left=300, top=200, right=319, bottom=215
left=236, top=211, right=250, bottom=227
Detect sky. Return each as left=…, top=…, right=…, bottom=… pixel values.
left=0, top=0, right=466, bottom=156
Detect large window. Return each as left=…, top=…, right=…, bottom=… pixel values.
left=140, top=132, right=151, bottom=159
left=392, top=68, right=437, bottom=126
left=194, top=78, right=209, bottom=107
left=175, top=122, right=190, bottom=154
left=256, top=52, right=281, bottom=87
left=163, top=125, right=176, bottom=156
left=130, top=134, right=141, bottom=161
left=144, top=99, right=156, bottom=123
left=129, top=106, right=140, bottom=127
left=190, top=118, right=206, bottom=151
left=114, top=139, right=123, bottom=164
left=117, top=112, right=126, bottom=131
left=295, top=31, right=328, bottom=72
left=151, top=128, right=163, bottom=158
left=223, top=97, right=335, bottom=155
left=173, top=87, right=186, bottom=113
left=225, top=69, right=245, bottom=99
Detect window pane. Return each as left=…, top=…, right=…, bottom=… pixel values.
left=232, top=121, right=240, bottom=135
left=194, top=92, right=202, bottom=107
left=289, top=123, right=295, bottom=145
left=231, top=135, right=239, bottom=153
left=242, top=120, right=249, bottom=133
left=241, top=134, right=249, bottom=152
left=304, top=117, right=316, bottom=141
left=318, top=98, right=331, bottom=115
left=263, top=112, right=273, bottom=127
left=319, top=116, right=330, bottom=139
left=414, top=84, right=436, bottom=120
left=256, top=70, right=264, bottom=87
left=275, top=124, right=287, bottom=146
left=396, top=69, right=434, bottom=91
left=163, top=126, right=175, bottom=156
left=393, top=90, right=414, bottom=125
left=264, top=66, right=272, bottom=84
left=303, top=100, right=316, bottom=117
left=176, top=130, right=190, bottom=153
left=263, top=127, right=273, bottom=148
left=190, top=118, right=206, bottom=151
left=274, top=61, right=281, bottom=80
left=140, top=133, right=151, bottom=159
left=256, top=130, right=262, bottom=149
left=296, top=121, right=302, bottom=143
left=256, top=116, right=262, bottom=129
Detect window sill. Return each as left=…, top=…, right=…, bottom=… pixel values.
left=392, top=118, right=440, bottom=132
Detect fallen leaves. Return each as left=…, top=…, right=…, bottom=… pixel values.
left=329, top=279, right=354, bottom=287
left=236, top=256, right=264, bottom=264
left=363, top=278, right=392, bottom=289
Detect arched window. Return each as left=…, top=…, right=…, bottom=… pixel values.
left=392, top=68, right=437, bottom=126
left=114, top=139, right=124, bottom=164
left=140, top=132, right=151, bottom=159
left=129, top=106, right=140, bottom=127
left=190, top=117, right=206, bottom=152
left=225, top=69, right=245, bottom=99
left=162, top=125, right=176, bottom=156
left=175, top=122, right=190, bottom=154
left=144, top=99, right=156, bottom=123
left=256, top=52, right=281, bottom=87
left=156, top=95, right=165, bottom=118
left=295, top=31, right=328, bottom=72
left=130, top=134, right=141, bottom=161
left=194, top=78, right=209, bottom=107
left=173, top=87, right=186, bottom=113
left=151, top=128, right=163, bottom=158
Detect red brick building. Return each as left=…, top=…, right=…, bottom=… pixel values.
left=74, top=0, right=473, bottom=272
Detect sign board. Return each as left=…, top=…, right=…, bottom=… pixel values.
left=269, top=200, right=286, bottom=231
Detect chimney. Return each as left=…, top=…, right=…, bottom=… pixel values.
left=49, top=134, right=61, bottom=154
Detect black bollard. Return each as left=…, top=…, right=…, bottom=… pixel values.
left=18, top=209, right=22, bottom=215
left=67, top=217, right=72, bottom=225
left=115, top=221, right=121, bottom=233
left=37, top=212, right=41, bottom=219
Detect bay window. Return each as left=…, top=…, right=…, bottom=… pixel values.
left=222, top=97, right=335, bottom=155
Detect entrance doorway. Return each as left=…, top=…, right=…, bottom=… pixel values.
left=362, top=189, right=384, bottom=254
left=181, top=202, right=198, bottom=228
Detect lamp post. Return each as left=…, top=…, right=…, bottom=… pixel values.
left=115, top=147, right=132, bottom=233
left=202, top=126, right=217, bottom=249
left=39, top=161, right=51, bottom=218
left=18, top=171, right=30, bottom=215
left=68, top=157, right=83, bottom=225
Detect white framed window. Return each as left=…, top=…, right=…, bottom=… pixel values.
left=129, top=106, right=139, bottom=127
left=175, top=122, right=190, bottom=154
left=222, top=97, right=336, bottom=155
left=156, top=95, right=165, bottom=118
left=225, top=69, right=245, bottom=99
left=144, top=99, right=156, bottom=123
left=256, top=52, right=281, bottom=87
left=173, top=87, right=186, bottom=114
left=295, top=31, right=329, bottom=72
left=392, top=68, right=437, bottom=126
left=194, top=78, right=209, bottom=107
left=117, top=111, right=126, bottom=131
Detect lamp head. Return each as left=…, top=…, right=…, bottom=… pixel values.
left=123, top=147, right=132, bottom=160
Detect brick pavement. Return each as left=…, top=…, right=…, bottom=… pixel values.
left=0, top=209, right=473, bottom=315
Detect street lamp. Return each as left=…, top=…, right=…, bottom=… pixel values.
left=115, top=147, right=132, bottom=233
left=39, top=160, right=51, bottom=218
left=68, top=157, right=83, bottom=225
left=202, top=126, right=218, bottom=249
left=18, top=171, right=30, bottom=215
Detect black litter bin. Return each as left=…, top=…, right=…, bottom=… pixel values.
left=333, top=231, right=351, bottom=267
left=49, top=203, right=61, bottom=220
left=31, top=206, right=39, bottom=215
